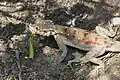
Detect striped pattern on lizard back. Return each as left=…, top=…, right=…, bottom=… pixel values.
left=29, top=20, right=107, bottom=46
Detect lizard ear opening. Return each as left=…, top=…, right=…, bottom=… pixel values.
left=43, top=30, right=47, bottom=33
left=36, top=27, right=39, bottom=30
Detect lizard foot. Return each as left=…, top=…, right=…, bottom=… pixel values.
left=95, top=26, right=117, bottom=40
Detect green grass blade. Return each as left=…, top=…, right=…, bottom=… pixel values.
left=29, top=32, right=35, bottom=59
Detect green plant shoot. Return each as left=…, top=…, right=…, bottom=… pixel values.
left=29, top=32, right=35, bottom=59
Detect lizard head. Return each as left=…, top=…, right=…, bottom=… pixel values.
left=29, top=24, right=69, bottom=36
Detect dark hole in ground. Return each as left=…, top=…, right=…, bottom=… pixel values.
left=0, top=23, right=26, bottom=39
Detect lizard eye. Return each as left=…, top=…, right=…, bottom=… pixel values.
left=36, top=27, right=39, bottom=30
left=44, top=30, right=47, bottom=33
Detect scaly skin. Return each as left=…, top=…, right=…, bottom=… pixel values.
left=29, top=22, right=107, bottom=46
left=29, top=20, right=120, bottom=66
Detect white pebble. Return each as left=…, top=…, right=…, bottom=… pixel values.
left=92, top=0, right=101, bottom=2
left=111, top=17, right=120, bottom=25
left=15, top=2, right=24, bottom=11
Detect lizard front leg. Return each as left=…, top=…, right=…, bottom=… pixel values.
left=53, top=35, right=68, bottom=65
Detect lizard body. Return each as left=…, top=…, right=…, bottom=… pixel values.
left=29, top=20, right=120, bottom=66
left=29, top=21, right=107, bottom=47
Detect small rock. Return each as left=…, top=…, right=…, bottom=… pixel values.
left=9, top=43, right=14, bottom=49
left=0, top=38, right=7, bottom=52
left=15, top=2, right=24, bottom=11
left=43, top=46, right=54, bottom=56
left=111, top=17, right=120, bottom=25
left=92, top=0, right=101, bottom=2
left=0, top=38, right=8, bottom=57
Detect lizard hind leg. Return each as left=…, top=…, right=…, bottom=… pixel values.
left=80, top=45, right=106, bottom=65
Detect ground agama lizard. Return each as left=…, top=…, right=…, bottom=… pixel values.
left=29, top=20, right=120, bottom=66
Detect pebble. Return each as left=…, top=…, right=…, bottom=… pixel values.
left=111, top=17, right=120, bottom=25
left=15, top=2, right=24, bottom=11
left=0, top=38, right=8, bottom=56
left=92, top=0, right=101, bottom=2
